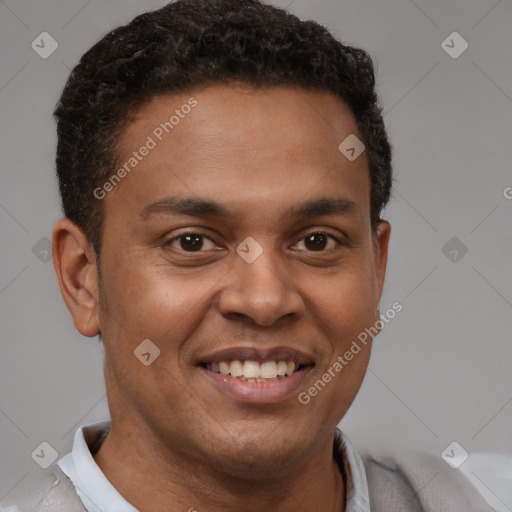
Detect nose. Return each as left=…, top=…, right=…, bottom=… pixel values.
left=217, top=247, right=305, bottom=327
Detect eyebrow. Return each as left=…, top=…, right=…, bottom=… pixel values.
left=140, top=195, right=358, bottom=220
left=140, top=196, right=231, bottom=219
left=292, top=197, right=358, bottom=217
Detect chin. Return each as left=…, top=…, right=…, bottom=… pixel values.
left=199, top=420, right=313, bottom=476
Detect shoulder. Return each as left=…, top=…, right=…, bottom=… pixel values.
left=1, top=466, right=85, bottom=512
left=361, top=450, right=496, bottom=512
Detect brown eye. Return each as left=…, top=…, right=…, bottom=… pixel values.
left=164, top=232, right=217, bottom=252
left=178, top=234, right=203, bottom=251
left=304, top=233, right=328, bottom=251
left=298, top=232, right=340, bottom=252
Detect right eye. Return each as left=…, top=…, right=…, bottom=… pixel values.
left=163, top=232, right=219, bottom=253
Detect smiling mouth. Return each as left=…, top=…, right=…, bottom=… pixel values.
left=200, top=360, right=311, bottom=382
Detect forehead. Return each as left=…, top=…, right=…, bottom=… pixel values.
left=120, top=84, right=360, bottom=153
left=106, top=85, right=370, bottom=224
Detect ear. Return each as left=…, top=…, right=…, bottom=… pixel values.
left=52, top=218, right=100, bottom=337
left=372, top=220, right=391, bottom=312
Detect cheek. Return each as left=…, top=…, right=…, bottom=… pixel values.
left=307, top=264, right=376, bottom=395
left=98, top=257, right=221, bottom=345
left=312, top=266, right=377, bottom=338
left=308, top=277, right=374, bottom=415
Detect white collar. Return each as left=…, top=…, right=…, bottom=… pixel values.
left=58, top=421, right=138, bottom=512
left=335, top=428, right=371, bottom=511
left=58, top=421, right=370, bottom=512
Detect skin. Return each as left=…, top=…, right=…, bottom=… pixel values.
left=53, top=84, right=390, bottom=512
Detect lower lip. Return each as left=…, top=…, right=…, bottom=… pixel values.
left=199, top=366, right=312, bottom=403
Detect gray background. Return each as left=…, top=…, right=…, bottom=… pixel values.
left=1, top=0, right=511, bottom=509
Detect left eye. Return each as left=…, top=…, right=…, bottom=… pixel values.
left=294, top=232, right=340, bottom=252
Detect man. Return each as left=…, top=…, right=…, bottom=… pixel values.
left=7, top=0, right=495, bottom=510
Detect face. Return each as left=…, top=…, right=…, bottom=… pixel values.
left=82, top=85, right=389, bottom=475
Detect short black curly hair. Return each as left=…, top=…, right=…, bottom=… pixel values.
left=54, top=0, right=392, bottom=255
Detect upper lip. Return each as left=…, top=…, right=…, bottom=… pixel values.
left=196, top=346, right=315, bottom=366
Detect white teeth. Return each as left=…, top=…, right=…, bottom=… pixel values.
left=242, top=360, right=260, bottom=378
left=230, top=359, right=243, bottom=377
left=261, top=361, right=278, bottom=379
left=276, top=361, right=287, bottom=376
left=206, top=359, right=300, bottom=380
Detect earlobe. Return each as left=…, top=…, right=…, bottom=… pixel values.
left=52, top=218, right=101, bottom=337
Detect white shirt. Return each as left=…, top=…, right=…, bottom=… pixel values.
left=57, top=420, right=371, bottom=512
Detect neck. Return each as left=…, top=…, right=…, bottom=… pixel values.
left=93, top=420, right=345, bottom=512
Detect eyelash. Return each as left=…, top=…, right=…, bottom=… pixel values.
left=163, top=230, right=344, bottom=253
